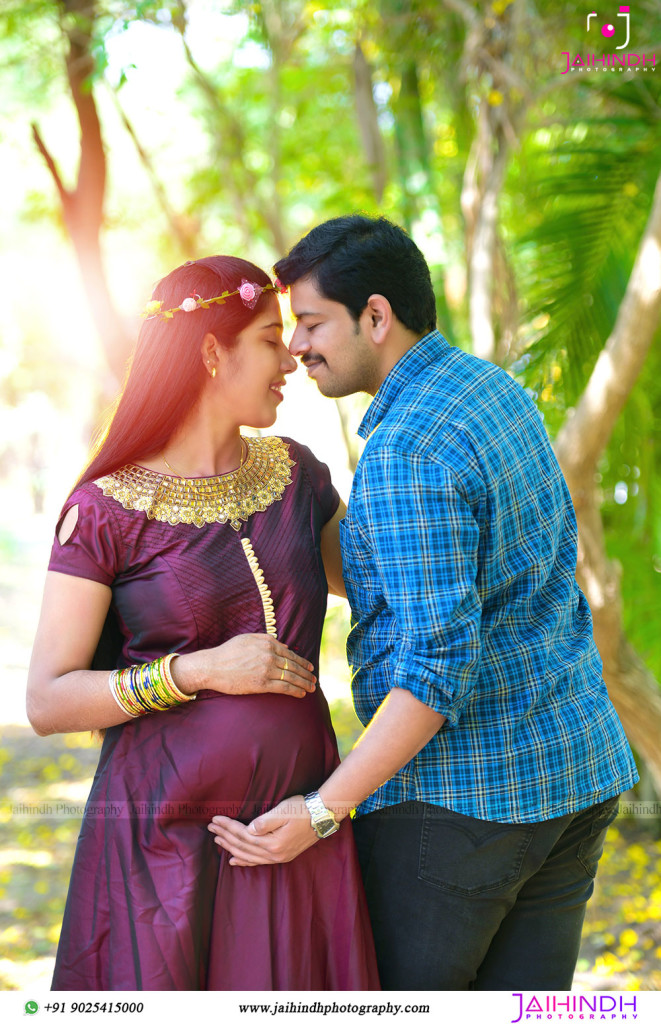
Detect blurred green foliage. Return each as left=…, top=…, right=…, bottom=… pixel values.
left=329, top=696, right=363, bottom=759
left=2, top=0, right=659, bottom=572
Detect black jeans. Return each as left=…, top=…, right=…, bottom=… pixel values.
left=353, top=796, right=620, bottom=991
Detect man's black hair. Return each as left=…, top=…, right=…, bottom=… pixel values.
left=274, top=215, right=437, bottom=335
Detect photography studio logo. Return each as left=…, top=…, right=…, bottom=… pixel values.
left=510, top=993, right=638, bottom=1022
left=588, top=5, right=631, bottom=48
left=562, top=5, right=656, bottom=74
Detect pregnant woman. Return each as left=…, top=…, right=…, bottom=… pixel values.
left=27, top=255, right=379, bottom=991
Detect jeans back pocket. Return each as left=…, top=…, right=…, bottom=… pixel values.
left=418, top=805, right=536, bottom=897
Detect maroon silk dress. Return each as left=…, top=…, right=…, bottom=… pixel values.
left=47, top=437, right=379, bottom=991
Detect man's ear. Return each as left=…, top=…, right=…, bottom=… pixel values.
left=362, top=294, right=393, bottom=345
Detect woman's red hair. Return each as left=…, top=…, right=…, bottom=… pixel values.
left=76, top=256, right=274, bottom=489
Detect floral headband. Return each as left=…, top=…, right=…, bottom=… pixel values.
left=141, top=278, right=287, bottom=320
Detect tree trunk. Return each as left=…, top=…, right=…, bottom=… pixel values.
left=378, top=0, right=435, bottom=229
left=32, top=0, right=132, bottom=381
left=465, top=107, right=509, bottom=362
left=353, top=43, right=387, bottom=202
left=555, top=169, right=661, bottom=792
left=108, top=85, right=199, bottom=258
left=453, top=0, right=523, bottom=364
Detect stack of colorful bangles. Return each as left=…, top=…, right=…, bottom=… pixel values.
left=108, top=653, right=196, bottom=717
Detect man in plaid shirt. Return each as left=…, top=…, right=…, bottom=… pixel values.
left=210, top=215, right=638, bottom=990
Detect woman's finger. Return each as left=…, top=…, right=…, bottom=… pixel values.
left=272, top=643, right=316, bottom=680
left=267, top=646, right=316, bottom=694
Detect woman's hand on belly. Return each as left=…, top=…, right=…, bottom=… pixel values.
left=172, top=633, right=317, bottom=699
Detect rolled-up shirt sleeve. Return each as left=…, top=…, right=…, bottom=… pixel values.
left=360, top=447, right=482, bottom=724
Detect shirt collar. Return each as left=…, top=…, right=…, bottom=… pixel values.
left=358, top=330, right=450, bottom=440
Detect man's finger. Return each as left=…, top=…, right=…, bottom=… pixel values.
left=208, top=816, right=257, bottom=842
left=210, top=827, right=280, bottom=865
left=249, top=811, right=285, bottom=836
left=210, top=811, right=286, bottom=843
left=208, top=817, right=279, bottom=853
left=217, top=838, right=277, bottom=865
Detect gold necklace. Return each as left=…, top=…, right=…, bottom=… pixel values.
left=95, top=436, right=295, bottom=530
left=162, top=438, right=246, bottom=479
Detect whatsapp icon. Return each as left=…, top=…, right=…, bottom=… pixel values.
left=25, top=1002, right=39, bottom=1015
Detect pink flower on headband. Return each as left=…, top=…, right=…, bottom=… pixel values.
left=239, top=280, right=258, bottom=307
left=275, top=278, right=288, bottom=294
left=139, top=281, right=283, bottom=320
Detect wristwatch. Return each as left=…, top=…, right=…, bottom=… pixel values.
left=304, top=791, right=340, bottom=838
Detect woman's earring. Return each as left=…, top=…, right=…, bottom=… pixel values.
left=211, top=367, right=217, bottom=379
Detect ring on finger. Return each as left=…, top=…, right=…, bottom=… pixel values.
left=280, top=657, right=288, bottom=682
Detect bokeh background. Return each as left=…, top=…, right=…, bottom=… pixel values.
left=1, top=0, right=661, bottom=992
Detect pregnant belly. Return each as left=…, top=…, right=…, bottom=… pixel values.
left=94, top=687, right=339, bottom=824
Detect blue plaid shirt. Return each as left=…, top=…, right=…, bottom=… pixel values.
left=340, top=331, right=638, bottom=823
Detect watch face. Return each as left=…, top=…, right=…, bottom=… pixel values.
left=305, top=793, right=339, bottom=838
left=315, top=817, right=339, bottom=838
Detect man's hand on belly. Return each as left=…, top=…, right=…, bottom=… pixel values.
left=208, top=795, right=320, bottom=866
left=208, top=689, right=445, bottom=867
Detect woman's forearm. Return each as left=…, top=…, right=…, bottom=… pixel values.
left=27, top=649, right=216, bottom=736
left=27, top=668, right=134, bottom=736
left=27, top=636, right=316, bottom=736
